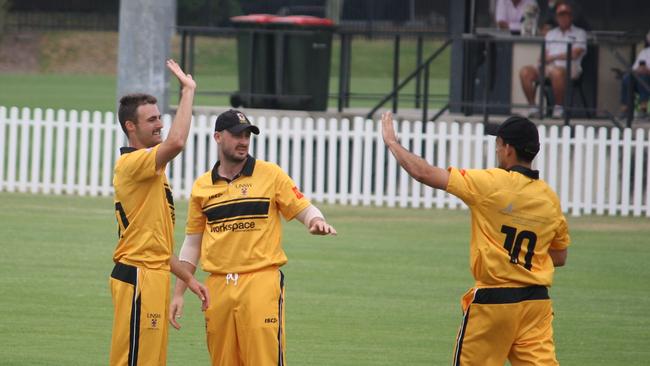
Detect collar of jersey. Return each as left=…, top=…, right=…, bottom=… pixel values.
left=120, top=146, right=138, bottom=155
left=506, top=165, right=539, bottom=180
left=211, top=155, right=256, bottom=184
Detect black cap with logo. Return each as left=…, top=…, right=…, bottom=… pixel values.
left=496, top=116, right=540, bottom=160
left=214, top=109, right=260, bottom=135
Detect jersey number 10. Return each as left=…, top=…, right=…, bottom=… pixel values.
left=501, top=225, right=537, bottom=271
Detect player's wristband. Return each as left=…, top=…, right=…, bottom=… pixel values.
left=295, top=205, right=325, bottom=228
left=178, top=233, right=202, bottom=266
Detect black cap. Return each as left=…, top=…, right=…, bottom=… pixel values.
left=496, top=116, right=540, bottom=159
left=214, top=109, right=260, bottom=135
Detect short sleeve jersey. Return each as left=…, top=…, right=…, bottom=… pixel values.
left=112, top=145, right=175, bottom=270
left=446, top=166, right=570, bottom=288
left=545, top=25, right=588, bottom=74
left=186, top=157, right=311, bottom=274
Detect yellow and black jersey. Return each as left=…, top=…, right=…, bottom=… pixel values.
left=112, top=145, right=175, bottom=270
left=446, top=166, right=570, bottom=288
left=186, top=156, right=311, bottom=274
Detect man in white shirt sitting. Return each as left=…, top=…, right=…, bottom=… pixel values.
left=518, top=1, right=587, bottom=118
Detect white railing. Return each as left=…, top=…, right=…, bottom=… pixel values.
left=1, top=106, right=649, bottom=217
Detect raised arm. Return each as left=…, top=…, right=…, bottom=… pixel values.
left=381, top=111, right=450, bottom=190
left=155, top=59, right=196, bottom=171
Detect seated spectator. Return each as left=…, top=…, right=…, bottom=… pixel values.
left=495, top=0, right=538, bottom=35
left=619, top=31, right=650, bottom=120
left=519, top=1, right=587, bottom=118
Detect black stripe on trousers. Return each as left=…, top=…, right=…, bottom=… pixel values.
left=277, top=271, right=285, bottom=366
left=111, top=263, right=141, bottom=365
left=128, top=290, right=141, bottom=366
left=473, top=286, right=549, bottom=304
left=111, top=262, right=137, bottom=285
left=453, top=306, right=471, bottom=366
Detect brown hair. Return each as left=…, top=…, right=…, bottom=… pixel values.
left=118, top=93, right=157, bottom=135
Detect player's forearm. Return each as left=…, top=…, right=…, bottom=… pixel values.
left=549, top=249, right=567, bottom=267
left=165, top=88, right=195, bottom=150
left=173, top=275, right=191, bottom=297
left=170, top=255, right=197, bottom=285
left=386, top=141, right=448, bottom=190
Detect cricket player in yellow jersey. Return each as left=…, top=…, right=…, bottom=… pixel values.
left=168, top=109, right=337, bottom=366
left=381, top=112, right=570, bottom=366
left=110, top=59, right=209, bottom=366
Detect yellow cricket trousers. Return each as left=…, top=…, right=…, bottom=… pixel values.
left=109, top=262, right=170, bottom=366
left=452, top=286, right=559, bottom=366
left=204, top=267, right=286, bottom=366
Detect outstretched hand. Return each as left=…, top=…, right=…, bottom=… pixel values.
left=166, top=59, right=196, bottom=90
left=308, top=218, right=337, bottom=235
left=169, top=295, right=184, bottom=330
left=187, top=277, right=210, bottom=311
left=381, top=111, right=398, bottom=146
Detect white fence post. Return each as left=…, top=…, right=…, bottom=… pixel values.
left=315, top=118, right=326, bottom=203
left=6, top=107, right=19, bottom=192
left=361, top=118, right=374, bottom=206
left=0, top=107, right=6, bottom=192
left=435, top=122, right=448, bottom=209
left=338, top=118, right=350, bottom=205
left=18, top=107, right=31, bottom=193
left=374, top=119, right=386, bottom=207
left=608, top=128, right=621, bottom=215
left=350, top=117, right=363, bottom=206
left=77, top=111, right=90, bottom=196
left=595, top=127, right=608, bottom=215
left=571, top=125, right=585, bottom=217
left=583, top=127, right=595, bottom=215
left=303, top=118, right=315, bottom=199
left=30, top=108, right=43, bottom=193
left=326, top=118, right=338, bottom=205
left=632, top=128, right=645, bottom=217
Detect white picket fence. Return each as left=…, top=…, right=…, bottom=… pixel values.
left=1, top=106, right=649, bottom=217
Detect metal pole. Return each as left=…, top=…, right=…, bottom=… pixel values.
left=179, top=30, right=187, bottom=101
left=409, top=0, right=415, bottom=22
left=180, top=30, right=187, bottom=71
left=392, top=35, right=400, bottom=113
left=423, top=63, right=430, bottom=123
left=189, top=34, right=196, bottom=77
left=538, top=40, right=546, bottom=119
left=248, top=30, right=256, bottom=106
left=564, top=42, right=572, bottom=126
left=483, top=39, right=490, bottom=125
left=345, top=34, right=352, bottom=108
left=338, top=33, right=346, bottom=112
left=117, top=0, right=174, bottom=112
left=415, top=36, right=423, bottom=108
left=627, top=42, right=637, bottom=126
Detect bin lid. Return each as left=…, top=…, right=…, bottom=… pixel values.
left=269, top=15, right=334, bottom=27
left=230, top=14, right=278, bottom=24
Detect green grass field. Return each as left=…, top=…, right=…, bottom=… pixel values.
left=1, top=192, right=649, bottom=365
left=0, top=36, right=450, bottom=113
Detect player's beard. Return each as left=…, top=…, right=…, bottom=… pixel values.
left=222, top=146, right=248, bottom=164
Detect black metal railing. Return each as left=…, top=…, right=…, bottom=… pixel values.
left=365, top=38, right=452, bottom=122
